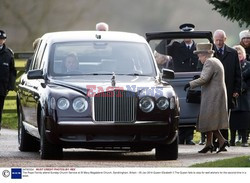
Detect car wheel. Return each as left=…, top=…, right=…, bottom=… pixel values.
left=155, top=137, right=178, bottom=160
left=40, top=110, right=63, bottom=160
left=18, top=106, right=39, bottom=152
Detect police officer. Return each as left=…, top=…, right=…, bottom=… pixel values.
left=0, top=30, right=16, bottom=131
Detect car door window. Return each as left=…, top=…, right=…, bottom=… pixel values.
left=32, top=40, right=46, bottom=70
left=150, top=38, right=211, bottom=72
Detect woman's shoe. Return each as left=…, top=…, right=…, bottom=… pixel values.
left=198, top=145, right=214, bottom=153
left=217, top=141, right=230, bottom=153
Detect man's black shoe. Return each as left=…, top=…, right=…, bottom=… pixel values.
left=186, top=141, right=195, bottom=145
left=230, top=141, right=235, bottom=146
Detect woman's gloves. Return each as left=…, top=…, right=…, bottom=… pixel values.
left=184, top=83, right=190, bottom=91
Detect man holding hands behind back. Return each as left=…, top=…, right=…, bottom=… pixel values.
left=213, top=30, right=242, bottom=142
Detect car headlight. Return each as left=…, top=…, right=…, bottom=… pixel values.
left=156, top=97, right=169, bottom=110
left=170, top=97, right=175, bottom=109
left=73, top=97, right=88, bottom=113
left=139, top=97, right=154, bottom=113
left=57, top=97, right=70, bottom=110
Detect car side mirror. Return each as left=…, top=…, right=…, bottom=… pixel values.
left=162, top=68, right=175, bottom=80
left=27, top=69, right=44, bottom=79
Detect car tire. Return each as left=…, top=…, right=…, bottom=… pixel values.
left=18, top=106, right=39, bottom=152
left=155, top=137, right=178, bottom=160
left=40, top=110, right=63, bottom=160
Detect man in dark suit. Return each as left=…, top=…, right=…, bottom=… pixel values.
left=155, top=24, right=199, bottom=145
left=155, top=24, right=200, bottom=72
left=213, top=29, right=242, bottom=142
left=167, top=39, right=199, bottom=72
left=169, top=24, right=199, bottom=145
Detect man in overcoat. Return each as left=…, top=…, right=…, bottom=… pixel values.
left=213, top=29, right=242, bottom=141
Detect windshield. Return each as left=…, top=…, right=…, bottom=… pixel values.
left=49, top=41, right=156, bottom=76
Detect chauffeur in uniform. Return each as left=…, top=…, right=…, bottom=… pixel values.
left=155, top=24, right=200, bottom=72
left=167, top=24, right=200, bottom=72
left=173, top=24, right=198, bottom=145
left=0, top=30, right=16, bottom=131
left=155, top=24, right=199, bottom=145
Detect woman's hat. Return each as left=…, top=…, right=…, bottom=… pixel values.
left=239, top=30, right=250, bottom=41
left=193, top=43, right=214, bottom=54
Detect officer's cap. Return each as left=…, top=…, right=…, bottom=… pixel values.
left=0, top=30, right=7, bottom=39
left=179, top=23, right=195, bottom=32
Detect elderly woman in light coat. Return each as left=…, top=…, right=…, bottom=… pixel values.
left=184, top=43, right=229, bottom=153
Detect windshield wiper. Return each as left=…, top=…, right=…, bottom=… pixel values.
left=84, top=73, right=113, bottom=75
left=83, top=73, right=150, bottom=76
left=118, top=73, right=150, bottom=76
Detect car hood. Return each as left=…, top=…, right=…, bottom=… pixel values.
left=49, top=75, right=169, bottom=95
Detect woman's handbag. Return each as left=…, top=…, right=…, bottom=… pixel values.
left=186, top=89, right=201, bottom=104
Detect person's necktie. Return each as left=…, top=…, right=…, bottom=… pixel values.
left=218, top=48, right=223, bottom=55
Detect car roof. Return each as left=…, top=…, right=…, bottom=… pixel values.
left=41, top=31, right=147, bottom=44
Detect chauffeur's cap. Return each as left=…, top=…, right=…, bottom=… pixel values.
left=0, top=30, right=7, bottom=39
left=179, top=23, right=195, bottom=32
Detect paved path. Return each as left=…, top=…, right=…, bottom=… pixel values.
left=1, top=128, right=250, bottom=167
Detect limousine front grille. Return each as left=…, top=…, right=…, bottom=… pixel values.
left=94, top=90, right=136, bottom=122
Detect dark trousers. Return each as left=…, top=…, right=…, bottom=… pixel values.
left=200, top=132, right=206, bottom=142
left=0, top=96, right=5, bottom=125
left=220, top=129, right=228, bottom=140
left=178, top=127, right=194, bottom=144
left=231, top=129, right=248, bottom=143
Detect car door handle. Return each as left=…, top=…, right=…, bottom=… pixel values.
left=33, top=86, right=38, bottom=90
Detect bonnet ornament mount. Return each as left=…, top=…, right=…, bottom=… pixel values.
left=111, top=72, right=116, bottom=87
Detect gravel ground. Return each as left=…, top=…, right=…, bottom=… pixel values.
left=0, top=128, right=250, bottom=167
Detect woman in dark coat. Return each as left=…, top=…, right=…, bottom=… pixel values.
left=230, top=45, right=250, bottom=147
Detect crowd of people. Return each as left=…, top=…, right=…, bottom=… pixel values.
left=1, top=22, right=250, bottom=154
left=185, top=27, right=250, bottom=153
left=154, top=24, right=250, bottom=153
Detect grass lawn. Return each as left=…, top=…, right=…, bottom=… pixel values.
left=2, top=90, right=18, bottom=130
left=2, top=60, right=26, bottom=130
left=191, top=156, right=250, bottom=167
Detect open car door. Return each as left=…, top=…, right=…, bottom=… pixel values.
left=146, top=31, right=213, bottom=127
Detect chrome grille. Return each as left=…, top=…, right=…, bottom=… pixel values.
left=94, top=90, right=136, bottom=122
